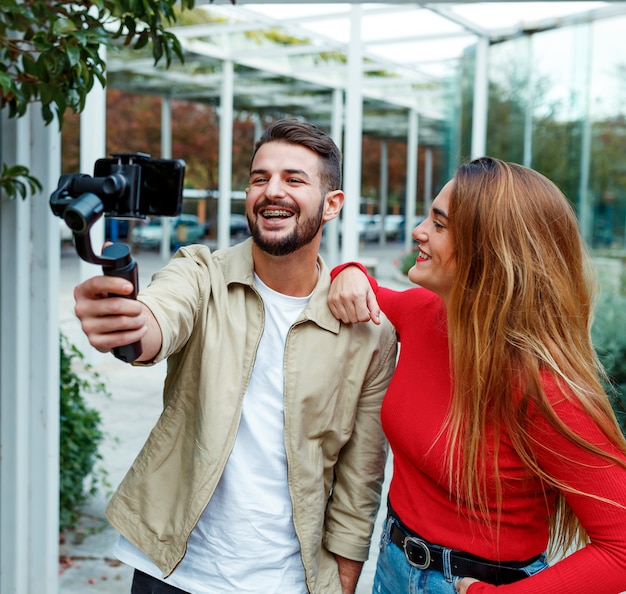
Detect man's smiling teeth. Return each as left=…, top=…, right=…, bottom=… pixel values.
left=262, top=209, right=293, bottom=219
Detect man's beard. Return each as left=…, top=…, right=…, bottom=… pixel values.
left=248, top=199, right=324, bottom=257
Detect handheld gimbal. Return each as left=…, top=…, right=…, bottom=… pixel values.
left=50, top=153, right=185, bottom=362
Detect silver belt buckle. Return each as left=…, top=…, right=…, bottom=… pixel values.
left=403, top=536, right=431, bottom=570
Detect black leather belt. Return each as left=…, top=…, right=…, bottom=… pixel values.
left=388, top=514, right=539, bottom=585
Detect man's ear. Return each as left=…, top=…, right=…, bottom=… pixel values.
left=323, top=190, right=344, bottom=222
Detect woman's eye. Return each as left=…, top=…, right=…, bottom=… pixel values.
left=433, top=220, right=445, bottom=230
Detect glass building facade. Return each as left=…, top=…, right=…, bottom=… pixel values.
left=455, top=14, right=626, bottom=251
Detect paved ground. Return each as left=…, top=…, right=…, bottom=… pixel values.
left=57, top=238, right=412, bottom=594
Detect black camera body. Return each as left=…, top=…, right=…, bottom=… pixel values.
left=50, top=153, right=186, bottom=363
left=94, top=154, right=185, bottom=218
left=50, top=152, right=185, bottom=228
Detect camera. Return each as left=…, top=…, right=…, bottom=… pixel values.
left=50, top=152, right=185, bottom=228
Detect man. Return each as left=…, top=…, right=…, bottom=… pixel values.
left=74, top=119, right=397, bottom=594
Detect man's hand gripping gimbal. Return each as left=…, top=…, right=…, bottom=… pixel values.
left=50, top=153, right=185, bottom=362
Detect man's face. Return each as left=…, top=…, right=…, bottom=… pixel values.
left=245, top=141, right=327, bottom=256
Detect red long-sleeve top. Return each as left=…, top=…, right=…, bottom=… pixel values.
left=369, top=279, right=626, bottom=593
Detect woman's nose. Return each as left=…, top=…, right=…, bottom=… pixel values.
left=412, top=221, right=426, bottom=243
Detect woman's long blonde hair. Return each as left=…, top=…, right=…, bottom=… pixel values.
left=445, top=157, right=626, bottom=558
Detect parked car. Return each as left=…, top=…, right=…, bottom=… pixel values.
left=131, top=214, right=206, bottom=249
left=229, top=213, right=250, bottom=238
left=204, top=214, right=251, bottom=239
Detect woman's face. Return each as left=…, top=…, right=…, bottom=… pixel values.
left=407, top=179, right=456, bottom=303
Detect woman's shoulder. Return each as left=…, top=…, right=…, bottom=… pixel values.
left=380, top=284, right=442, bottom=307
left=377, top=285, right=445, bottom=330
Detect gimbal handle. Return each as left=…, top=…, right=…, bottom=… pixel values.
left=63, top=193, right=143, bottom=363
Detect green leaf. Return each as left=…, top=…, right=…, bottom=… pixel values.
left=152, top=34, right=164, bottom=64
left=135, top=29, right=150, bottom=50
left=65, top=42, right=81, bottom=68
left=0, top=70, right=14, bottom=93
left=52, top=16, right=78, bottom=36
left=0, top=163, right=43, bottom=200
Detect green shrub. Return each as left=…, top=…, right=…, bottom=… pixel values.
left=592, top=291, right=626, bottom=436
left=399, top=249, right=419, bottom=276
left=59, top=334, right=109, bottom=532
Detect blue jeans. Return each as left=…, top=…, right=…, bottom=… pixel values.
left=372, top=516, right=549, bottom=594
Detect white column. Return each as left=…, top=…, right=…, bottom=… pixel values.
left=253, top=113, right=263, bottom=140
left=424, top=146, right=433, bottom=215
left=404, top=110, right=419, bottom=255
left=29, top=108, right=62, bottom=593
left=77, top=56, right=107, bottom=364
left=577, top=25, right=593, bottom=244
left=341, top=5, right=364, bottom=263
left=325, top=88, right=344, bottom=268
left=0, top=111, right=32, bottom=594
left=160, top=97, right=173, bottom=260
left=79, top=50, right=106, bottom=278
left=523, top=36, right=534, bottom=169
left=217, top=59, right=234, bottom=250
left=0, top=104, right=61, bottom=594
left=471, top=36, right=489, bottom=160
left=378, top=140, right=388, bottom=246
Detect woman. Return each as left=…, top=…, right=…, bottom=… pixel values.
left=328, top=157, right=626, bottom=594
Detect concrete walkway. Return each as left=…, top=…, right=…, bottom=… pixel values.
left=58, top=240, right=411, bottom=593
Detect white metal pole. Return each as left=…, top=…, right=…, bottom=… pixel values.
left=523, top=36, right=534, bottom=168
left=325, top=88, right=343, bottom=268
left=0, top=111, right=32, bottom=594
left=577, top=26, right=593, bottom=244
left=78, top=48, right=107, bottom=365
left=471, top=36, right=489, bottom=160
left=341, top=5, right=364, bottom=263
left=160, top=97, right=173, bottom=260
left=424, top=146, right=433, bottom=215
left=29, top=107, right=62, bottom=594
left=79, top=48, right=106, bottom=280
left=217, top=59, right=234, bottom=251
left=378, top=140, right=388, bottom=246
left=404, top=110, right=419, bottom=255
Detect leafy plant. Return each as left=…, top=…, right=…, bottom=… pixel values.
left=0, top=0, right=196, bottom=199
left=592, top=289, right=626, bottom=436
left=398, top=249, right=419, bottom=276
left=0, top=163, right=42, bottom=199
left=59, top=333, right=110, bottom=532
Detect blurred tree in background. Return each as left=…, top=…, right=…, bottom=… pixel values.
left=0, top=0, right=195, bottom=199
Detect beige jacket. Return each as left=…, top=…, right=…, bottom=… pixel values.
left=105, top=239, right=397, bottom=593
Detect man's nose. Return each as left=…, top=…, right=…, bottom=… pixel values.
left=265, top=176, right=285, bottom=198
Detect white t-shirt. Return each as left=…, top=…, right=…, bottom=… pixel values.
left=114, top=274, right=310, bottom=593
